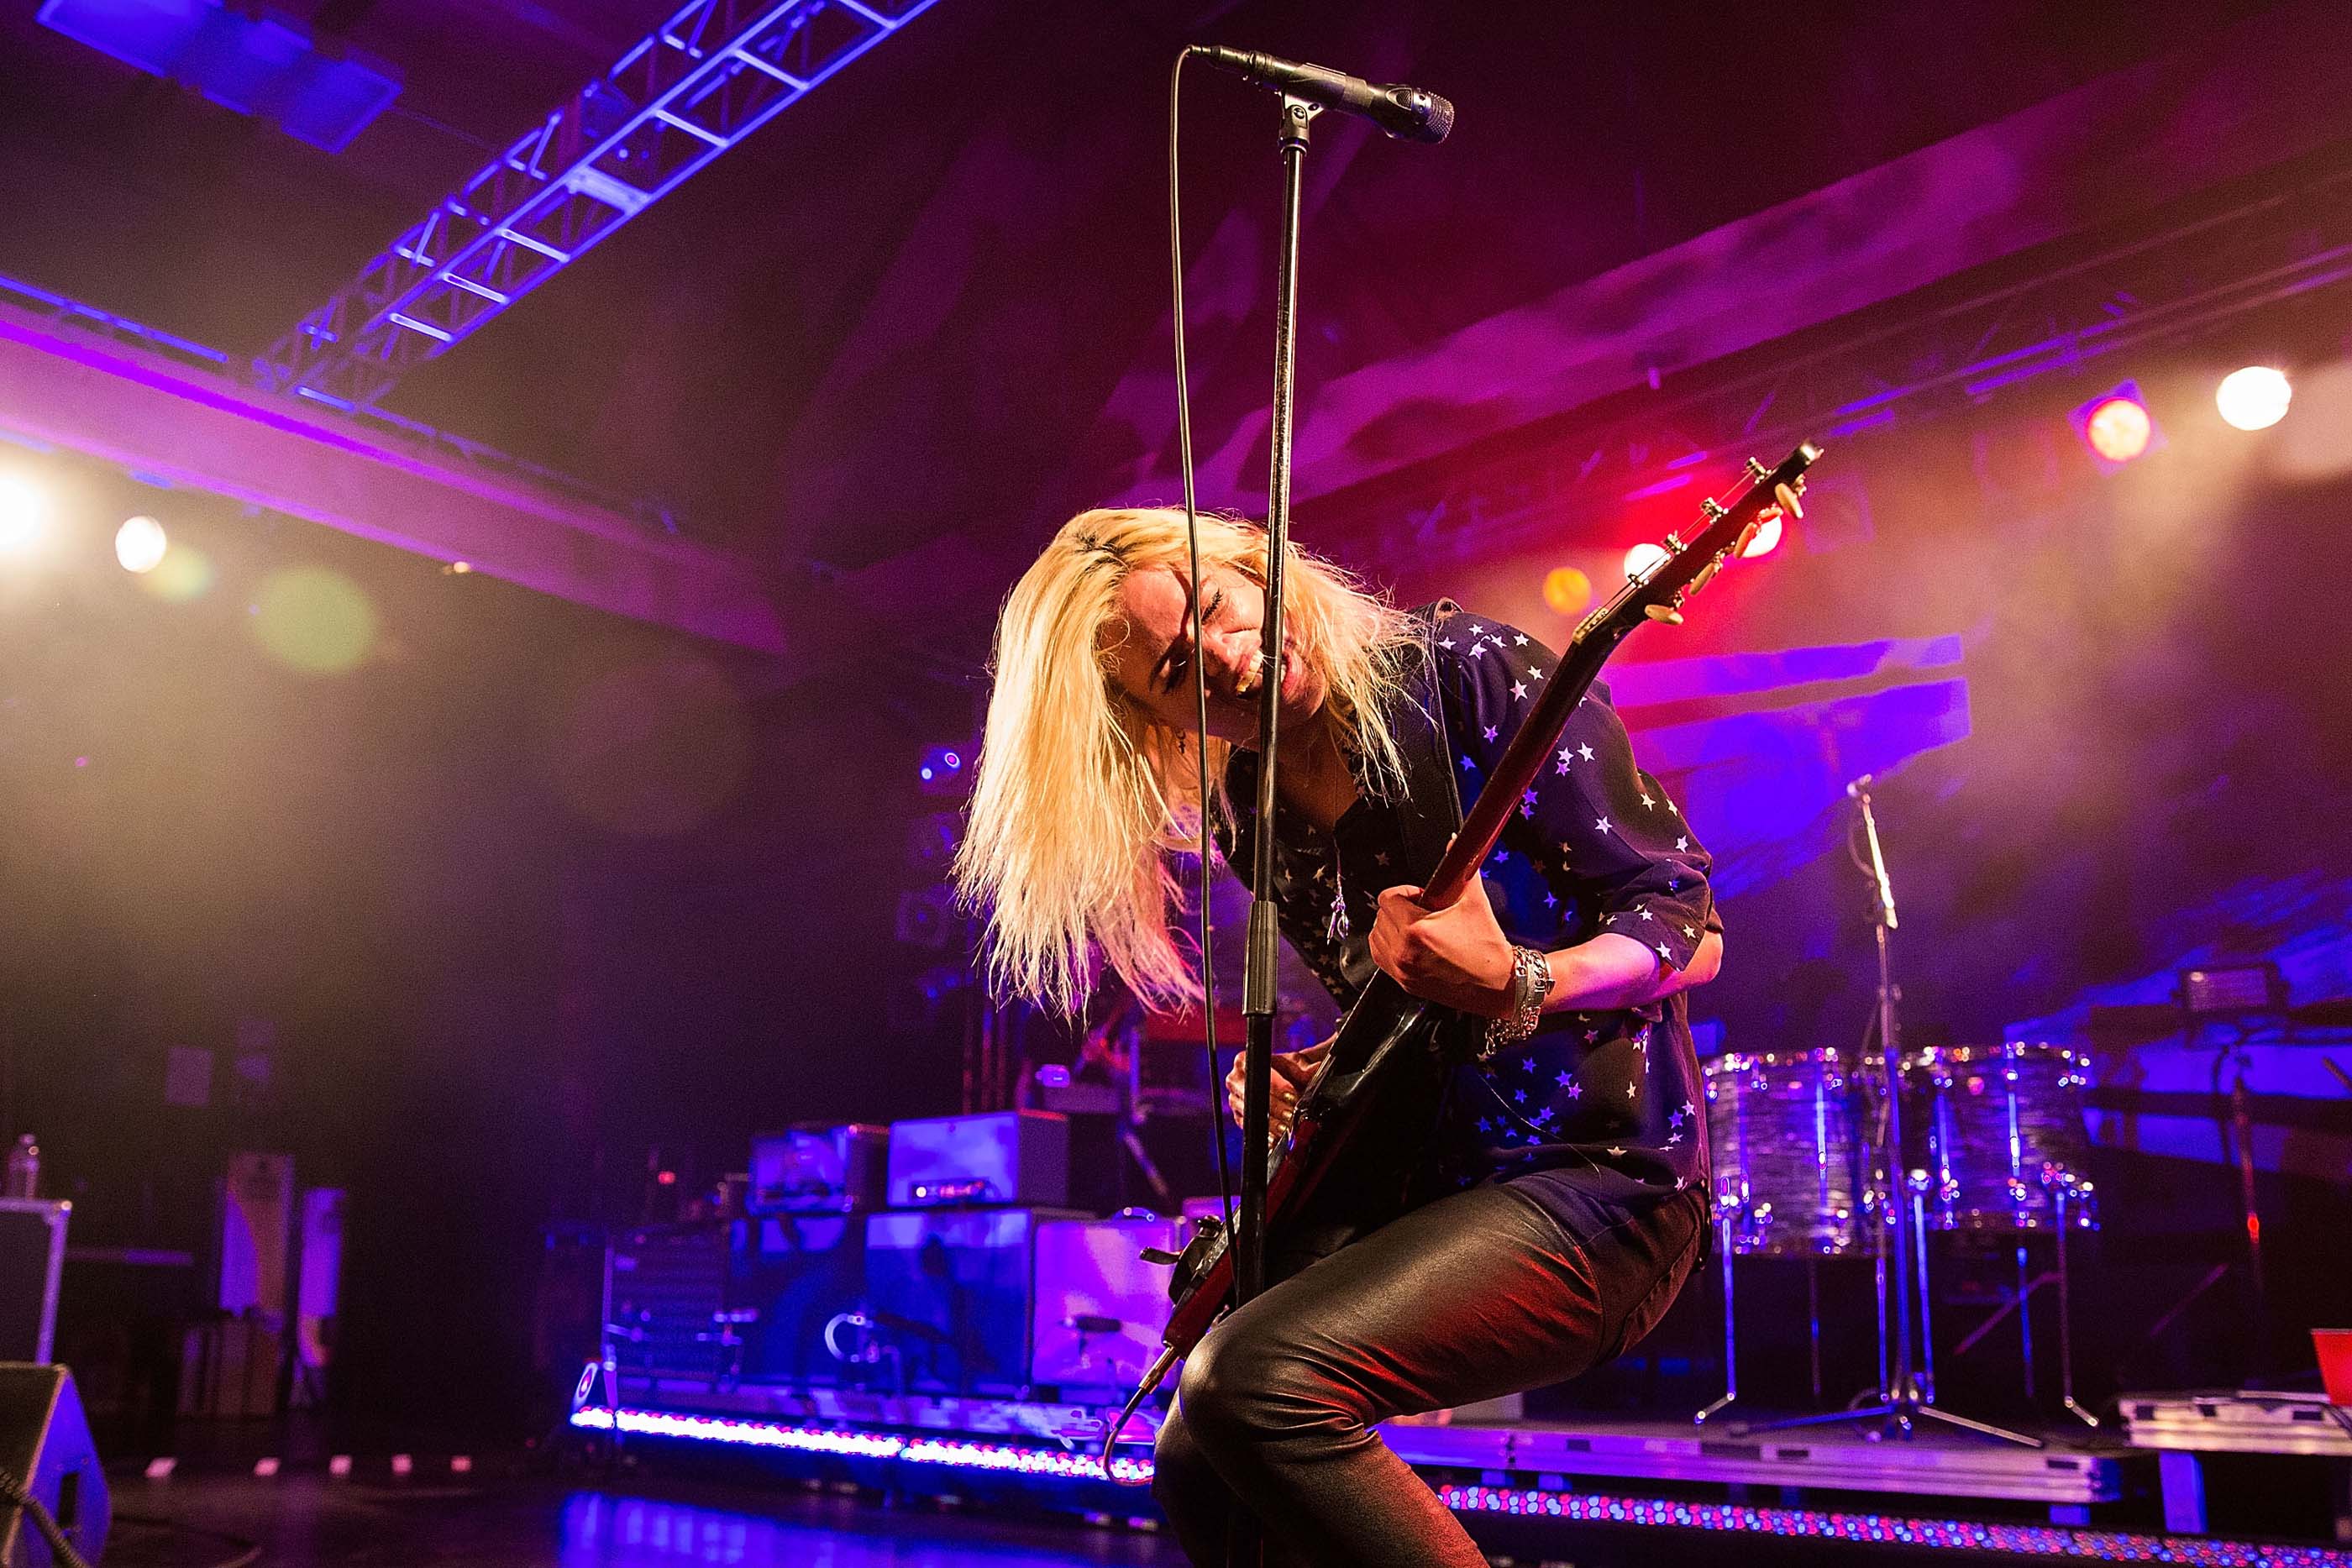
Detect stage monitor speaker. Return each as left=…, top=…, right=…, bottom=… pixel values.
left=885, top=1111, right=1068, bottom=1209
left=1030, top=1215, right=1187, bottom=1395
left=748, top=1125, right=890, bottom=1215
left=0, top=1204, right=67, bottom=1366
left=0, top=1362, right=108, bottom=1568
left=608, top=1224, right=732, bottom=1381
left=863, top=1208, right=1081, bottom=1396
left=728, top=1214, right=868, bottom=1387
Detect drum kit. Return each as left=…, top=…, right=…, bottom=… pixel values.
left=1691, top=777, right=2103, bottom=1442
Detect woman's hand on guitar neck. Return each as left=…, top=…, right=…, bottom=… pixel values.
left=1369, top=873, right=1519, bottom=1017
left=1225, top=1036, right=1332, bottom=1144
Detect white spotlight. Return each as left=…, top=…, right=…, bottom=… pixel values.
left=116, top=515, right=168, bottom=574
left=1623, top=542, right=1670, bottom=580
left=2216, top=366, right=2292, bottom=431
left=0, top=475, right=48, bottom=555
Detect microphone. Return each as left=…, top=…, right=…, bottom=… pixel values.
left=1845, top=773, right=1874, bottom=800
left=1195, top=47, right=1454, bottom=144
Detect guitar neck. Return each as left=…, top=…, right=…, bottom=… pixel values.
left=1420, top=630, right=1618, bottom=909
left=1418, top=450, right=1795, bottom=910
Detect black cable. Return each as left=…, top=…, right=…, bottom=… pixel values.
left=0, top=1460, right=92, bottom=1568
left=1170, top=45, right=1235, bottom=1234
left=111, top=1510, right=264, bottom=1568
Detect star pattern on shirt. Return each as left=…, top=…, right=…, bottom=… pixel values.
left=1579, top=743, right=1596, bottom=762
left=1675, top=836, right=1689, bottom=852
left=1439, top=637, right=1457, bottom=649
left=1640, top=791, right=1656, bottom=810
left=1511, top=681, right=1528, bottom=700
left=1483, top=725, right=1499, bottom=742
left=1512, top=633, right=1529, bottom=646
left=1469, top=642, right=1488, bottom=658
left=1461, top=755, right=1478, bottom=772
left=1555, top=1071, right=1573, bottom=1087
left=1528, top=666, right=1544, bottom=682
left=1595, top=815, right=1611, bottom=833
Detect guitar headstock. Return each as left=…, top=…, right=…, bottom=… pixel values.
left=1576, top=441, right=1823, bottom=649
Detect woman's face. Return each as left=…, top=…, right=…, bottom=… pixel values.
left=1104, top=563, right=1326, bottom=745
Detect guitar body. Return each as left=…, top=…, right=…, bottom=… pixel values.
left=1161, top=973, right=1438, bottom=1350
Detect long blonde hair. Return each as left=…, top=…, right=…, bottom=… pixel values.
left=954, top=507, right=1418, bottom=1015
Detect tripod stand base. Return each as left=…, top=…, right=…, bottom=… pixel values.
left=1735, top=1395, right=2045, bottom=1448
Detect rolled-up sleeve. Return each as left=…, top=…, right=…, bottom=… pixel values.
left=1438, top=613, right=1718, bottom=971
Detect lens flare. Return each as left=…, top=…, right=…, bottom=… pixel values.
left=1623, top=542, right=1669, bottom=580
left=2215, top=365, right=2291, bottom=431
left=116, top=516, right=167, bottom=573
left=1541, top=566, right=1593, bottom=616
left=253, top=567, right=379, bottom=674
left=0, top=475, right=49, bottom=555
left=139, top=542, right=215, bottom=601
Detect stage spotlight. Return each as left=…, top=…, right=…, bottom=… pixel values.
left=2216, top=365, right=2291, bottom=431
left=116, top=515, right=167, bottom=574
left=1541, top=566, right=1593, bottom=616
left=2084, top=396, right=2151, bottom=462
left=1622, top=542, right=1669, bottom=580
left=1740, top=510, right=1784, bottom=559
left=2072, top=382, right=2155, bottom=465
left=918, top=742, right=971, bottom=794
left=0, top=474, right=49, bottom=554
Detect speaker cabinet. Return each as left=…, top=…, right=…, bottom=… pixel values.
left=0, top=1363, right=108, bottom=1568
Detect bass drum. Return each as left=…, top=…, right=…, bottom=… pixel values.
left=1900, top=1042, right=2097, bottom=1231
left=1703, top=1049, right=1879, bottom=1256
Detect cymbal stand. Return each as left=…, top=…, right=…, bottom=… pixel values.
left=1737, top=779, right=2041, bottom=1447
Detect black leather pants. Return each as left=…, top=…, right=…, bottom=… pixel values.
left=1152, top=1180, right=1705, bottom=1568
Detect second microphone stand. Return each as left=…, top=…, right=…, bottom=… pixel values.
left=1740, top=779, right=2040, bottom=1447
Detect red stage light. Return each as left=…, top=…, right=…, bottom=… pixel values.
left=2082, top=396, right=2152, bottom=464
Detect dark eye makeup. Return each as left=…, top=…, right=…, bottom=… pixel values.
left=1160, top=586, right=1225, bottom=695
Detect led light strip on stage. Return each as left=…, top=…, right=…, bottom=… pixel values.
left=570, top=1407, right=2351, bottom=1566
left=569, top=1407, right=1156, bottom=1484
left=1438, top=1485, right=2352, bottom=1567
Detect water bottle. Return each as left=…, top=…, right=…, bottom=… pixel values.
left=3, top=1134, right=35, bottom=1199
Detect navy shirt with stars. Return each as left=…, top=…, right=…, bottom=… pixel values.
left=1221, top=607, right=1720, bottom=1232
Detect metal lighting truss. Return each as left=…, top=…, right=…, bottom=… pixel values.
left=256, top=0, right=938, bottom=409
left=1334, top=155, right=2352, bottom=565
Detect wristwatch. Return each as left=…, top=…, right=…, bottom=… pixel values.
left=1480, top=945, right=1554, bottom=1059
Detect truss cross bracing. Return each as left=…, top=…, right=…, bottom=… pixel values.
left=257, top=0, right=937, bottom=409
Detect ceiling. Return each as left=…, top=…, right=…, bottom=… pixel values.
left=0, top=0, right=2299, bottom=635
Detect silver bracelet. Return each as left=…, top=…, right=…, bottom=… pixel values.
left=1479, top=945, right=1553, bottom=1059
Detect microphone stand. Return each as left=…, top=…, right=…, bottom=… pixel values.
left=1740, top=779, right=2041, bottom=1447
left=1228, top=92, right=1320, bottom=1568
left=1235, top=93, right=1319, bottom=1318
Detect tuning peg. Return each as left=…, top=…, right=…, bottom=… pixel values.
left=1774, top=481, right=1804, bottom=519
left=1644, top=605, right=1685, bottom=625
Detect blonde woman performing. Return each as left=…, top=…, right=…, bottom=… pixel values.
left=956, top=506, right=1724, bottom=1568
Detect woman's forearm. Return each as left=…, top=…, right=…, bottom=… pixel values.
left=1541, top=929, right=1723, bottom=1013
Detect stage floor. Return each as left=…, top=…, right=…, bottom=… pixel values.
left=102, top=1471, right=1189, bottom=1568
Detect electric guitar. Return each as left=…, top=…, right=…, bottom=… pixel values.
left=1101, top=440, right=1824, bottom=1472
